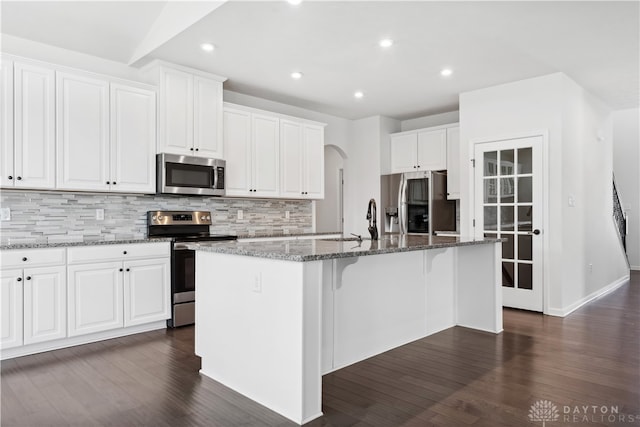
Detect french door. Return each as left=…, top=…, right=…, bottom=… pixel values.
left=474, top=136, right=544, bottom=312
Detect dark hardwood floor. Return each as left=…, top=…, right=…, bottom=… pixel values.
left=2, top=272, right=639, bottom=426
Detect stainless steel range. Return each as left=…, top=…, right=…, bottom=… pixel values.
left=147, top=210, right=236, bottom=327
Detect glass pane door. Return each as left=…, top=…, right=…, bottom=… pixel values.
left=475, top=136, right=543, bottom=312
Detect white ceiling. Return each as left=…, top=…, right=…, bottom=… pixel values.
left=2, top=1, right=638, bottom=120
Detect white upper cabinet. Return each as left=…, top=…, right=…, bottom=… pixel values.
left=1, top=61, right=56, bottom=189
left=56, top=70, right=156, bottom=193
left=56, top=71, right=110, bottom=191
left=279, top=119, right=304, bottom=198
left=223, top=107, right=280, bottom=197
left=251, top=113, right=280, bottom=197
left=416, top=129, right=447, bottom=171
left=193, top=76, right=223, bottom=158
left=223, top=107, right=252, bottom=195
left=224, top=103, right=325, bottom=200
left=0, top=58, right=14, bottom=188
left=446, top=126, right=460, bottom=200
left=110, top=84, right=156, bottom=193
left=150, top=62, right=225, bottom=158
left=389, top=132, right=417, bottom=173
left=303, top=124, right=324, bottom=199
left=390, top=128, right=447, bottom=173
left=281, top=121, right=324, bottom=199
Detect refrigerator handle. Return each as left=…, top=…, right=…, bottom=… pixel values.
left=398, top=175, right=407, bottom=234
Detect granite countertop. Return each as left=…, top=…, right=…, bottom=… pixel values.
left=235, top=231, right=341, bottom=239
left=0, top=237, right=173, bottom=251
left=186, top=234, right=501, bottom=262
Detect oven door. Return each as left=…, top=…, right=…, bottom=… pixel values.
left=172, top=246, right=195, bottom=302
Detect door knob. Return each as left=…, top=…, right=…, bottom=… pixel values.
left=531, top=229, right=541, bottom=235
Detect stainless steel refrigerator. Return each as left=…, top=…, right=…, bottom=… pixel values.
left=381, top=171, right=456, bottom=235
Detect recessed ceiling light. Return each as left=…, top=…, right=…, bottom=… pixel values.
left=200, top=43, right=215, bottom=52
left=440, top=68, right=453, bottom=77
left=354, top=91, right=364, bottom=99
left=379, top=38, right=394, bottom=48
left=287, top=0, right=302, bottom=5
left=291, top=71, right=303, bottom=80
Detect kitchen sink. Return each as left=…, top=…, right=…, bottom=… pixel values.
left=319, top=237, right=364, bottom=242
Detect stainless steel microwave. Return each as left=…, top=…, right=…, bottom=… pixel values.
left=157, top=153, right=225, bottom=196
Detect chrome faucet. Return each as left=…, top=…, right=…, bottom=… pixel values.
left=366, top=198, right=378, bottom=240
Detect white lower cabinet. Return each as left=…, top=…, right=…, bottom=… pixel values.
left=23, top=266, right=66, bottom=345
left=1, top=269, right=23, bottom=349
left=67, top=243, right=170, bottom=337
left=124, top=258, right=170, bottom=327
left=67, top=261, right=124, bottom=336
left=1, top=248, right=66, bottom=350
left=0, top=243, right=170, bottom=359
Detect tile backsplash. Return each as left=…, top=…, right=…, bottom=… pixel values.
left=0, top=190, right=313, bottom=244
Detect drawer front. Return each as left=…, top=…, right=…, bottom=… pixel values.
left=67, top=242, right=170, bottom=264
left=1, top=248, right=66, bottom=269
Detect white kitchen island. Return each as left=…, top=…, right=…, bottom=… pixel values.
left=190, top=234, right=502, bottom=424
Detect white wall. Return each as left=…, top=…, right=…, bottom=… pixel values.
left=459, top=73, right=628, bottom=316
left=315, top=146, right=344, bottom=233
left=401, top=111, right=460, bottom=132
left=1, top=34, right=146, bottom=82
left=613, top=108, right=640, bottom=269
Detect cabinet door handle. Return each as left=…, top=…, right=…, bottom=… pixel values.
left=17, top=176, right=22, bottom=180
left=123, top=251, right=127, bottom=254
left=26, top=276, right=31, bottom=281
left=16, top=277, right=22, bottom=282
left=8, top=176, right=12, bottom=180
left=22, top=257, right=27, bottom=261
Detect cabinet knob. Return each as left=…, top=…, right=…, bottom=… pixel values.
left=112, top=182, right=116, bottom=185
left=126, top=268, right=130, bottom=272
left=119, top=268, right=123, bottom=272
left=190, top=148, right=194, bottom=151
left=26, top=276, right=31, bottom=281
left=8, top=176, right=12, bottom=180
left=123, top=251, right=127, bottom=254
left=413, top=166, right=417, bottom=169
left=16, top=277, right=22, bottom=282
left=106, top=181, right=110, bottom=185
left=195, top=148, right=199, bottom=152
left=17, top=176, right=22, bottom=180
left=22, top=257, right=27, bottom=262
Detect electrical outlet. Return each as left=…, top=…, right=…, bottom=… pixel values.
left=0, top=207, right=10, bottom=221
left=589, top=263, right=593, bottom=274
left=285, top=210, right=290, bottom=220
left=252, top=273, right=262, bottom=293
left=237, top=210, right=244, bottom=220
left=95, top=208, right=104, bottom=220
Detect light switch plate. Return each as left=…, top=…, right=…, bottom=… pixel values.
left=237, top=210, right=244, bottom=220
left=95, top=208, right=104, bottom=220
left=0, top=207, right=10, bottom=221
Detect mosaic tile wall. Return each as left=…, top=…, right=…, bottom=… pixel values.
left=0, top=190, right=313, bottom=244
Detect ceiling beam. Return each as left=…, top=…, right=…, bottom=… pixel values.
left=128, top=1, right=227, bottom=66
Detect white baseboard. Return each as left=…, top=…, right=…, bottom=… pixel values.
left=546, top=275, right=630, bottom=317
left=630, top=265, right=640, bottom=271
left=0, top=320, right=167, bottom=360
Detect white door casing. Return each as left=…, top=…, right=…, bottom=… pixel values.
left=474, top=135, right=544, bottom=312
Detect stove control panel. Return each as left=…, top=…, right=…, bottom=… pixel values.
left=148, top=210, right=212, bottom=226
